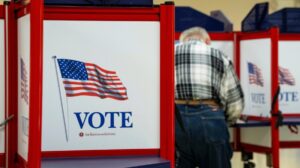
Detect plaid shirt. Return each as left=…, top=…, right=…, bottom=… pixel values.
left=175, top=40, right=244, bottom=122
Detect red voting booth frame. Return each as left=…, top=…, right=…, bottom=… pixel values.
left=237, top=29, right=300, bottom=168
left=236, top=28, right=280, bottom=168
left=279, top=34, right=300, bottom=150
left=176, top=28, right=300, bottom=168
left=4, top=1, right=175, bottom=168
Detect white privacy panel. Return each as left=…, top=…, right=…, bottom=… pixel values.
left=241, top=127, right=271, bottom=147
left=279, top=41, right=300, bottom=114
left=18, top=14, right=30, bottom=161
left=240, top=39, right=271, bottom=117
left=42, top=20, right=161, bottom=151
left=0, top=19, right=5, bottom=154
left=211, top=41, right=234, bottom=63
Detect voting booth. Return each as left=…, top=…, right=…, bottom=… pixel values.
left=278, top=34, right=300, bottom=148
left=0, top=5, right=4, bottom=167
left=6, top=1, right=175, bottom=167
left=238, top=3, right=300, bottom=167
left=236, top=28, right=280, bottom=168
left=236, top=28, right=300, bottom=168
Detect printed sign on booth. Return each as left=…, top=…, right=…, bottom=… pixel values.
left=240, top=39, right=271, bottom=117
left=42, top=21, right=161, bottom=151
left=53, top=57, right=132, bottom=142
left=18, top=14, right=31, bottom=161
left=279, top=41, right=300, bottom=113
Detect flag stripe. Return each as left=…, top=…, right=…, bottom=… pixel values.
left=87, top=73, right=120, bottom=80
left=64, top=87, right=127, bottom=95
left=88, top=78, right=123, bottom=85
left=65, top=89, right=125, bottom=97
left=66, top=92, right=128, bottom=100
left=85, top=63, right=116, bottom=74
left=63, top=81, right=126, bottom=90
left=86, top=69, right=117, bottom=77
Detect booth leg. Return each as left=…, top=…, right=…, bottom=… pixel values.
left=242, top=151, right=256, bottom=168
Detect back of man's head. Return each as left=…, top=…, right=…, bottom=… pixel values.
left=179, top=27, right=211, bottom=45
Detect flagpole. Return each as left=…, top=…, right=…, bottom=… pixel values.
left=53, top=56, right=69, bottom=142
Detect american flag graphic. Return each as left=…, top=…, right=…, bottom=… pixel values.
left=57, top=58, right=128, bottom=100
left=21, top=58, right=29, bottom=104
left=279, top=66, right=295, bottom=85
left=248, top=62, right=264, bottom=87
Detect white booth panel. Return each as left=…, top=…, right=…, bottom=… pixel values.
left=240, top=39, right=271, bottom=117
left=42, top=21, right=161, bottom=151
left=279, top=41, right=300, bottom=114
left=280, top=126, right=300, bottom=141
left=0, top=19, right=5, bottom=154
left=17, top=14, right=30, bottom=161
left=211, top=41, right=234, bottom=63
left=241, top=127, right=271, bottom=147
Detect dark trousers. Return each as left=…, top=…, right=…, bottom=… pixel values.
left=175, top=104, right=233, bottom=168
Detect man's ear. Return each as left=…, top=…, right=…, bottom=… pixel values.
left=205, top=39, right=211, bottom=45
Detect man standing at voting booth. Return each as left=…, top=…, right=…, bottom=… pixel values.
left=175, top=27, right=244, bottom=168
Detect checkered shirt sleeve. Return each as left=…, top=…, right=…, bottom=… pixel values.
left=219, top=61, right=245, bottom=122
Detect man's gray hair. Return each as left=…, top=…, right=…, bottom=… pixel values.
left=179, top=27, right=210, bottom=42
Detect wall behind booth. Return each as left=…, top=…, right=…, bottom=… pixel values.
left=154, top=0, right=298, bottom=31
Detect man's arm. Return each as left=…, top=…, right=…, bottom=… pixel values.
left=220, top=61, right=245, bottom=123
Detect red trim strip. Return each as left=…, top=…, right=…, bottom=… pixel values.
left=239, top=31, right=271, bottom=40
left=42, top=149, right=159, bottom=158
left=280, top=141, right=300, bottom=148
left=45, top=6, right=160, bottom=14
left=241, top=115, right=270, bottom=121
left=209, top=32, right=235, bottom=41
left=160, top=3, right=175, bottom=168
left=0, top=153, right=4, bottom=167
left=159, top=5, right=167, bottom=164
left=0, top=6, right=4, bottom=18
left=27, top=0, right=43, bottom=167
left=16, top=4, right=31, bottom=18
left=279, top=34, right=300, bottom=41
left=44, top=6, right=160, bottom=21
left=233, top=32, right=241, bottom=153
left=283, top=114, right=300, bottom=117
left=240, top=143, right=272, bottom=153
